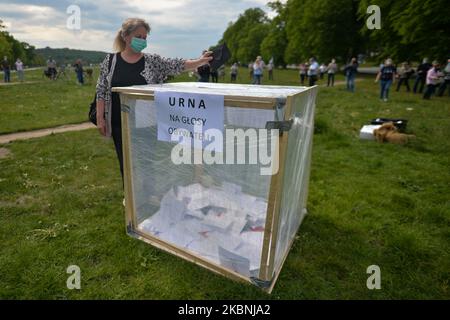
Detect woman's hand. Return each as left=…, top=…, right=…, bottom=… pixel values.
left=184, top=51, right=213, bottom=71
left=97, top=118, right=106, bottom=136
left=199, top=51, right=213, bottom=66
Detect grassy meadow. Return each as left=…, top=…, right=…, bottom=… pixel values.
left=0, top=66, right=449, bottom=299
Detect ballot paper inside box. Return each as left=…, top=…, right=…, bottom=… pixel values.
left=112, top=82, right=318, bottom=293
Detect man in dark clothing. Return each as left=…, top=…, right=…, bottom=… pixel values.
left=197, top=64, right=210, bottom=82
left=413, top=58, right=432, bottom=94
left=344, top=58, right=358, bottom=92
left=1, top=56, right=11, bottom=83
left=210, top=69, right=218, bottom=83
left=197, top=50, right=211, bottom=82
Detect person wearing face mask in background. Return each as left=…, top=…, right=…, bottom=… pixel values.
left=96, top=18, right=213, bottom=187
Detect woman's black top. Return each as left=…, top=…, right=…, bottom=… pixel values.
left=111, top=54, right=147, bottom=126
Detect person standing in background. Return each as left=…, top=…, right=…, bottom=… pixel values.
left=327, top=59, right=338, bottom=87
left=344, top=57, right=358, bottom=92
left=252, top=56, right=265, bottom=85
left=47, top=57, right=57, bottom=80
left=423, top=61, right=442, bottom=100
left=319, top=63, right=326, bottom=80
left=15, top=58, right=24, bottom=82
left=437, top=59, right=450, bottom=97
left=299, top=62, right=307, bottom=85
left=375, top=58, right=396, bottom=102
left=230, top=62, right=238, bottom=82
left=396, top=62, right=414, bottom=92
left=307, top=57, right=319, bottom=86
left=197, top=66, right=210, bottom=82
left=267, top=60, right=274, bottom=81
left=1, top=56, right=11, bottom=83
left=196, top=50, right=211, bottom=82
left=73, top=59, right=84, bottom=85
left=413, top=58, right=432, bottom=94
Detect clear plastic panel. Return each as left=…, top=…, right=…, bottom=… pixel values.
left=125, top=97, right=277, bottom=278
left=273, top=88, right=317, bottom=275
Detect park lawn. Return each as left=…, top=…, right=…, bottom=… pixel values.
left=0, top=68, right=100, bottom=134
left=0, top=75, right=449, bottom=299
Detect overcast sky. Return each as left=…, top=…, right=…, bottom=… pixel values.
left=0, top=0, right=283, bottom=59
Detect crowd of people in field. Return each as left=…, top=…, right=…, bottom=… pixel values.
left=2, top=51, right=449, bottom=102
left=374, top=58, right=450, bottom=101
left=296, top=56, right=450, bottom=101
left=0, top=55, right=94, bottom=85
left=194, top=54, right=449, bottom=102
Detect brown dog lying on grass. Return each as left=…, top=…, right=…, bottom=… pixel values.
left=373, top=122, right=416, bottom=145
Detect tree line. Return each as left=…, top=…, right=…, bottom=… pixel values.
left=0, top=20, right=43, bottom=66
left=218, top=0, right=449, bottom=66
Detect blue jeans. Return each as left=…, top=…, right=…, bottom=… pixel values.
left=380, top=80, right=392, bottom=99
left=76, top=70, right=84, bottom=84
left=253, top=74, right=262, bottom=85
left=3, top=69, right=10, bottom=82
left=346, top=74, right=355, bottom=92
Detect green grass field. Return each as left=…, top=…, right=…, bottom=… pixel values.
left=0, top=66, right=449, bottom=299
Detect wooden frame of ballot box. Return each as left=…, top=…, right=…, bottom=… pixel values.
left=112, top=83, right=318, bottom=293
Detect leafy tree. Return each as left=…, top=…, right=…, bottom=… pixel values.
left=284, top=0, right=364, bottom=64
left=260, top=1, right=288, bottom=66
left=359, top=0, right=450, bottom=62
left=0, top=20, right=13, bottom=60
left=220, top=8, right=270, bottom=64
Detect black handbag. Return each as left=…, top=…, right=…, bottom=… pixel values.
left=89, top=96, right=97, bottom=125
left=88, top=53, right=114, bottom=126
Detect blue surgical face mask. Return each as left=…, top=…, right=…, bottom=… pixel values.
left=130, top=37, right=147, bottom=53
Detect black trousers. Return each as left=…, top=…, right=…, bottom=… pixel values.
left=300, top=74, right=306, bottom=85
left=396, top=78, right=411, bottom=92
left=438, top=79, right=450, bottom=96
left=413, top=76, right=426, bottom=93
left=327, top=73, right=335, bottom=86
left=111, top=123, right=124, bottom=188
left=423, top=84, right=437, bottom=100
left=309, top=75, right=317, bottom=86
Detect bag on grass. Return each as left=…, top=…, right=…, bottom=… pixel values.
left=371, top=118, right=408, bottom=132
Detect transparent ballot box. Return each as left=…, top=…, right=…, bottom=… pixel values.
left=112, top=82, right=317, bottom=292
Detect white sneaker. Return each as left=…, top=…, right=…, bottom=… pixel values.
left=122, top=198, right=125, bottom=207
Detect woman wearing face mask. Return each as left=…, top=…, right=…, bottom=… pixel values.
left=96, top=18, right=212, bottom=182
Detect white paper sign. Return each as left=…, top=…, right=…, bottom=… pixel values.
left=155, top=90, right=224, bottom=149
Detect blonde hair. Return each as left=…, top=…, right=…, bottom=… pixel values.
left=113, top=18, right=151, bottom=52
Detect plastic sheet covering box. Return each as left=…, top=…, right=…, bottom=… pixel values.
left=112, top=82, right=318, bottom=292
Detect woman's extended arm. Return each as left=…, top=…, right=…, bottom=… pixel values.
left=184, top=51, right=213, bottom=71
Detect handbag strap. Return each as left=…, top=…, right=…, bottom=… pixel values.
left=106, top=53, right=117, bottom=90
